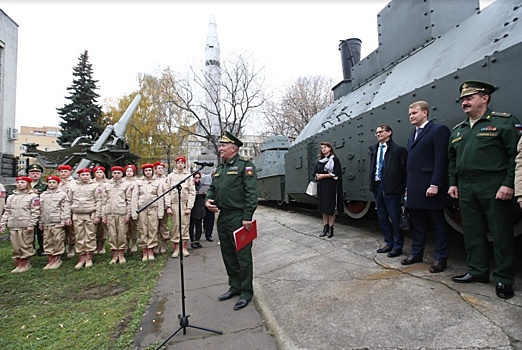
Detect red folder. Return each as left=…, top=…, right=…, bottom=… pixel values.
left=233, top=220, right=257, bottom=251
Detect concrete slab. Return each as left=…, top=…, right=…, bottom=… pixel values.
left=135, top=205, right=522, bottom=350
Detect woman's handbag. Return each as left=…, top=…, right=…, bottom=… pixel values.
left=399, top=205, right=410, bottom=231
left=306, top=181, right=317, bottom=196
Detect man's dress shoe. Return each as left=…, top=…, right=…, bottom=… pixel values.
left=206, top=238, right=214, bottom=242
left=400, top=255, right=423, bottom=265
left=429, top=260, right=447, bottom=273
left=376, top=246, right=393, bottom=253
left=451, top=272, right=489, bottom=284
left=496, top=282, right=514, bottom=299
left=387, top=249, right=402, bottom=258
left=218, top=290, right=240, bottom=301
left=233, top=298, right=250, bottom=310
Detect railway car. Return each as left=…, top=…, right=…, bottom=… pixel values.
left=254, top=0, right=522, bottom=235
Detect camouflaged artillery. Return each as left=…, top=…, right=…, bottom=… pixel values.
left=22, top=94, right=142, bottom=177
left=254, top=0, right=522, bottom=235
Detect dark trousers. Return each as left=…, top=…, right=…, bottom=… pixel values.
left=189, top=217, right=203, bottom=242
left=459, top=177, right=515, bottom=284
left=33, top=224, right=44, bottom=255
left=204, top=208, right=215, bottom=240
left=373, top=182, right=404, bottom=250
left=217, top=210, right=253, bottom=300
left=408, top=208, right=448, bottom=261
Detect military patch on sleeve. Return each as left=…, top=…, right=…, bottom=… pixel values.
left=0, top=191, right=5, bottom=198
left=245, top=167, right=254, bottom=176
left=515, top=124, right=522, bottom=135
left=33, top=197, right=40, bottom=206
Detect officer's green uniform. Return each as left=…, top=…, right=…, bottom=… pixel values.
left=206, top=132, right=258, bottom=300
left=448, top=85, right=519, bottom=285
left=27, top=164, right=48, bottom=255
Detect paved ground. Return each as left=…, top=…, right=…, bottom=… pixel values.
left=134, top=204, right=522, bottom=350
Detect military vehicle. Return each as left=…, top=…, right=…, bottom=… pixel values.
left=254, top=0, right=522, bottom=235
left=22, top=94, right=141, bottom=176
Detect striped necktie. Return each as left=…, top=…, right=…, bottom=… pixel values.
left=377, top=144, right=384, bottom=180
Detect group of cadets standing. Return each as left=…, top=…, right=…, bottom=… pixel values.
left=0, top=156, right=212, bottom=273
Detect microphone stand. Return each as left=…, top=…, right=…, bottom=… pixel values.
left=137, top=164, right=222, bottom=349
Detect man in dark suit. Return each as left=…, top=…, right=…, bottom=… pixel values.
left=369, top=125, right=407, bottom=258
left=402, top=101, right=450, bottom=273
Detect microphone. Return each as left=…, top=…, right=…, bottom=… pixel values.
left=194, top=161, right=214, bottom=167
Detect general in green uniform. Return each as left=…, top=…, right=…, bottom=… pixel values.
left=205, top=131, right=258, bottom=311
left=27, top=164, right=48, bottom=256
left=448, top=80, right=519, bottom=300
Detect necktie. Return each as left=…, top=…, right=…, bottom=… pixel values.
left=377, top=144, right=384, bottom=180
left=415, top=127, right=422, bottom=140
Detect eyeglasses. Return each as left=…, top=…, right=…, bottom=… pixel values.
left=375, top=130, right=388, bottom=135
left=194, top=177, right=201, bottom=179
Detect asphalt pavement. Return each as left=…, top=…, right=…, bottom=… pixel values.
left=134, top=204, right=522, bottom=350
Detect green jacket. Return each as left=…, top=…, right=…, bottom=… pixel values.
left=206, top=154, right=258, bottom=221
left=32, top=179, right=48, bottom=195
left=448, top=108, right=521, bottom=187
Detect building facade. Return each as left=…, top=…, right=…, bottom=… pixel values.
left=15, top=126, right=62, bottom=175
left=0, top=9, right=18, bottom=180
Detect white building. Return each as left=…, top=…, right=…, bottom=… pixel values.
left=0, top=9, right=18, bottom=180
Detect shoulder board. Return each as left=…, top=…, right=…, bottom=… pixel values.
left=452, top=120, right=466, bottom=130
left=491, top=111, right=512, bottom=118
left=239, top=156, right=249, bottom=162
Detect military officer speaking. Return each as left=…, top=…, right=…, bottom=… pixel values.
left=205, top=131, right=258, bottom=311
left=448, top=80, right=519, bottom=300
left=27, top=164, right=48, bottom=256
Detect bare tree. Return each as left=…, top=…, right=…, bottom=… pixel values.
left=160, top=53, right=269, bottom=158
left=263, top=75, right=334, bottom=140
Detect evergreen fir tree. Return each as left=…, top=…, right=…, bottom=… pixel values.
left=57, top=50, right=104, bottom=146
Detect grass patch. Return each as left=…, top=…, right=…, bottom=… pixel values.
left=0, top=236, right=166, bottom=350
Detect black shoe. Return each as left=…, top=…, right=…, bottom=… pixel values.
left=37, top=249, right=46, bottom=257
left=218, top=290, right=240, bottom=301
left=495, top=282, right=514, bottom=299
left=206, top=238, right=214, bottom=242
left=376, top=245, right=393, bottom=253
left=233, top=298, right=250, bottom=310
left=327, top=226, right=334, bottom=238
left=196, top=242, right=203, bottom=248
left=401, top=255, right=423, bottom=265
left=191, top=242, right=199, bottom=249
left=451, top=272, right=489, bottom=284
left=319, top=224, right=329, bottom=237
left=387, top=249, right=402, bottom=258
left=429, top=260, right=447, bottom=273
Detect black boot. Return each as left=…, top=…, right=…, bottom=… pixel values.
left=319, top=224, right=329, bottom=237
left=327, top=226, right=334, bottom=238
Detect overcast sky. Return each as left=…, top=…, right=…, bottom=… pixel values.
left=2, top=0, right=494, bottom=130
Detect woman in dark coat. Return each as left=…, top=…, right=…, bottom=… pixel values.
left=313, top=141, right=343, bottom=238
left=189, top=172, right=206, bottom=248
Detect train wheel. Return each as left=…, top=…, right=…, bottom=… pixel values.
left=444, top=204, right=522, bottom=239
left=344, top=200, right=371, bottom=219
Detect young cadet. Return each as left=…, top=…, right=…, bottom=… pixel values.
left=153, top=161, right=170, bottom=254
left=64, top=168, right=103, bottom=270
left=166, top=156, right=196, bottom=258
left=131, top=164, right=164, bottom=261
left=103, top=166, right=132, bottom=264
left=124, top=164, right=139, bottom=252
left=57, top=164, right=76, bottom=258
left=0, top=176, right=40, bottom=273
left=93, top=166, right=108, bottom=255
left=39, top=176, right=67, bottom=269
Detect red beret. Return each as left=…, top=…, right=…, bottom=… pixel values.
left=154, top=161, right=165, bottom=168
left=16, top=176, right=32, bottom=184
left=93, top=166, right=105, bottom=173
left=175, top=156, right=186, bottom=163
left=77, top=168, right=91, bottom=174
left=111, top=166, right=125, bottom=173
left=141, top=164, right=154, bottom=170
left=124, top=164, right=137, bottom=173
left=57, top=165, right=72, bottom=171
left=46, top=175, right=61, bottom=183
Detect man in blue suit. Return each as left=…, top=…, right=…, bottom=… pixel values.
left=403, top=101, right=450, bottom=273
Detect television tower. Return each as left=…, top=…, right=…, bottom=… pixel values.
left=204, top=15, right=221, bottom=138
